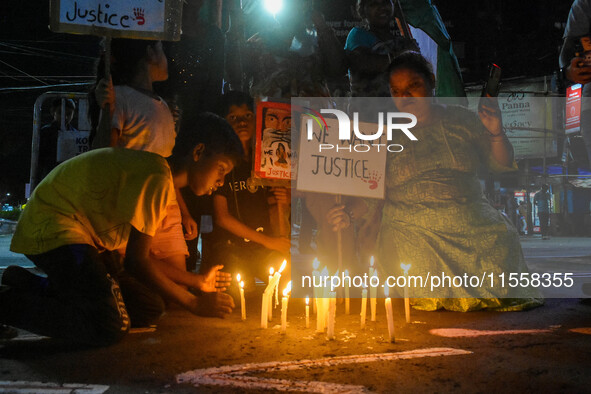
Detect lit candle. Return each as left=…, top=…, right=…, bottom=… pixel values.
left=360, top=287, right=367, bottom=329
left=305, top=296, right=310, bottom=328
left=344, top=269, right=350, bottom=315
left=281, top=281, right=292, bottom=333
left=268, top=267, right=274, bottom=321
left=312, top=258, right=320, bottom=315
left=327, top=292, right=337, bottom=340
left=370, top=269, right=377, bottom=322
left=239, top=281, right=246, bottom=320
left=261, top=260, right=287, bottom=328
left=317, top=266, right=329, bottom=332
left=401, top=263, right=411, bottom=324
left=384, top=286, right=395, bottom=343
left=275, top=260, right=287, bottom=308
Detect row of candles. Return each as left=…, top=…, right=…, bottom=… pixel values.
left=235, top=257, right=412, bottom=342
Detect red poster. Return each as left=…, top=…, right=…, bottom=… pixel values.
left=565, top=84, right=582, bottom=135
left=252, top=101, right=293, bottom=186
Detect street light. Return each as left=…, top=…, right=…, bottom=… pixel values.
left=263, top=0, right=283, bottom=16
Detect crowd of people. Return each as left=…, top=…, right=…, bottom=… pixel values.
left=12, top=0, right=591, bottom=344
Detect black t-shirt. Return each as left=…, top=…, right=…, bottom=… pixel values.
left=205, top=158, right=271, bottom=245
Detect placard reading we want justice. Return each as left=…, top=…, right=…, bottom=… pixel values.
left=294, top=98, right=420, bottom=199
left=50, top=0, right=182, bottom=40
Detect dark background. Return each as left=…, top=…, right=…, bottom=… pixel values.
left=0, top=0, right=575, bottom=203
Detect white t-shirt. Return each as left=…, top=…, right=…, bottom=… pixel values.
left=112, top=85, right=176, bottom=157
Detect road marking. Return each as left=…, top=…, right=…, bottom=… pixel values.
left=430, top=328, right=552, bottom=337
left=176, top=347, right=472, bottom=392
left=569, top=327, right=591, bottom=335
left=0, top=381, right=108, bottom=393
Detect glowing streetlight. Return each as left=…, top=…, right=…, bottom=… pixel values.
left=263, top=0, right=283, bottom=16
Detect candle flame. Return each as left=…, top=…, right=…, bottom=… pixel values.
left=236, top=273, right=241, bottom=282
left=279, top=259, right=287, bottom=273
left=305, top=296, right=309, bottom=305
left=240, top=281, right=244, bottom=289
left=320, top=266, right=329, bottom=276
left=344, top=269, right=349, bottom=276
left=269, top=267, right=274, bottom=275
left=282, top=282, right=292, bottom=297
left=384, top=286, right=390, bottom=297
left=282, top=280, right=292, bottom=296
left=312, top=257, right=319, bottom=270
left=370, top=256, right=374, bottom=267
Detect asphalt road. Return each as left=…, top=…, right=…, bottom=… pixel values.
left=1, top=235, right=591, bottom=393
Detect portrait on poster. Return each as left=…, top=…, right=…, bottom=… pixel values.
left=253, top=101, right=294, bottom=185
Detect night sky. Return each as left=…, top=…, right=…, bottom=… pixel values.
left=0, top=0, right=576, bottom=202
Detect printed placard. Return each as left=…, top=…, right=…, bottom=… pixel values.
left=253, top=101, right=294, bottom=186
left=49, top=0, right=182, bottom=40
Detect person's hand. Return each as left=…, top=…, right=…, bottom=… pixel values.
left=191, top=292, right=235, bottom=318
left=566, top=56, right=591, bottom=85
left=94, top=77, right=115, bottom=109
left=478, top=96, right=503, bottom=137
left=198, top=265, right=232, bottom=293
left=326, top=204, right=351, bottom=232
left=263, top=236, right=291, bottom=254
left=270, top=187, right=291, bottom=204
left=182, top=214, right=198, bottom=241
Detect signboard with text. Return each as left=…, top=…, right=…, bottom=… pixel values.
left=49, top=0, right=182, bottom=40
left=499, top=93, right=557, bottom=159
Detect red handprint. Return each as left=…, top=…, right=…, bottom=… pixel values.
left=133, top=8, right=145, bottom=25
left=362, top=170, right=382, bottom=190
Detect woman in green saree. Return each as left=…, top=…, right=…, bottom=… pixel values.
left=331, top=52, right=542, bottom=311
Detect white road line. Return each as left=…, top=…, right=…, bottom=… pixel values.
left=569, top=327, right=591, bottom=335
left=176, top=347, right=472, bottom=393
left=0, top=381, right=109, bottom=393
left=430, top=328, right=552, bottom=338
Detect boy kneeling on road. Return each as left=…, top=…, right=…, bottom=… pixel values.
left=0, top=113, right=241, bottom=346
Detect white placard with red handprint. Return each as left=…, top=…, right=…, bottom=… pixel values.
left=50, top=0, right=182, bottom=41
left=296, top=115, right=387, bottom=199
